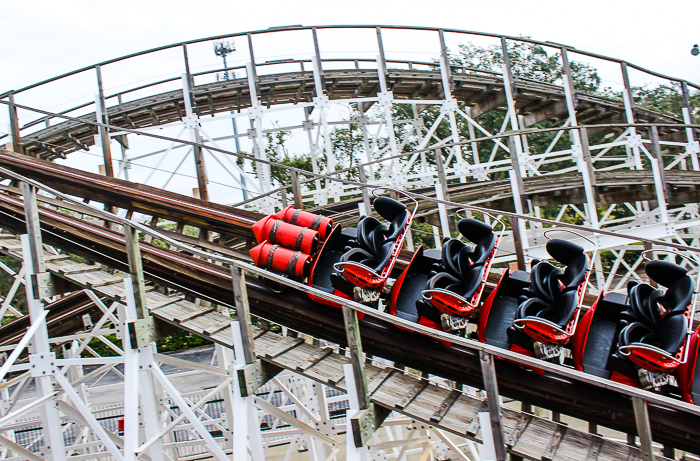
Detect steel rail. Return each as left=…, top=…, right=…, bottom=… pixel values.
left=3, top=25, right=698, bottom=97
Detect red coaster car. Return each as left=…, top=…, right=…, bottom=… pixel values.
left=478, top=230, right=596, bottom=362
left=388, top=214, right=502, bottom=335
left=573, top=250, right=699, bottom=391
left=308, top=190, right=416, bottom=307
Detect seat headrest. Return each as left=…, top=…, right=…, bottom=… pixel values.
left=373, top=196, right=407, bottom=222
left=546, top=239, right=585, bottom=265
left=458, top=218, right=493, bottom=244
left=645, top=260, right=689, bottom=288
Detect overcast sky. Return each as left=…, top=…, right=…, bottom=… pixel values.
left=2, top=0, right=698, bottom=92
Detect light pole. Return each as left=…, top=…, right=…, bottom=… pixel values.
left=213, top=39, right=247, bottom=200
left=213, top=39, right=236, bottom=80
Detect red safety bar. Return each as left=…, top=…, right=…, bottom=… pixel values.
left=619, top=343, right=686, bottom=373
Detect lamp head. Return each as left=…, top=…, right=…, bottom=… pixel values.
left=692, top=44, right=700, bottom=56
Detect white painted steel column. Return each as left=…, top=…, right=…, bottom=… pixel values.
left=508, top=170, right=529, bottom=250
left=245, top=63, right=272, bottom=194
left=478, top=412, right=496, bottom=461
left=139, top=352, right=165, bottom=461
left=501, top=63, right=526, bottom=177
left=312, top=55, right=336, bottom=178
left=562, top=74, right=599, bottom=228
left=19, top=187, right=66, bottom=461
left=376, top=56, right=400, bottom=177
left=622, top=93, right=643, bottom=170
left=650, top=157, right=670, bottom=222
left=439, top=55, right=466, bottom=181
left=682, top=107, right=700, bottom=171
left=120, top=277, right=141, bottom=461
left=231, top=321, right=266, bottom=461
left=435, top=182, right=451, bottom=239
left=343, top=363, right=368, bottom=461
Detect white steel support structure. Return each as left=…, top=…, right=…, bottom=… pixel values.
left=19, top=182, right=66, bottom=461
left=246, top=63, right=273, bottom=196
left=562, top=73, right=600, bottom=229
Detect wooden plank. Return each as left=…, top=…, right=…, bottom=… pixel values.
left=261, top=337, right=304, bottom=360
left=295, top=348, right=334, bottom=373
left=586, top=436, right=604, bottom=460
left=505, top=413, right=532, bottom=448
left=275, top=342, right=330, bottom=371
left=367, top=368, right=395, bottom=395
left=395, top=379, right=429, bottom=409
left=155, top=303, right=214, bottom=324
left=180, top=310, right=230, bottom=336
left=430, top=390, right=461, bottom=424
left=466, top=400, right=488, bottom=436
left=56, top=264, right=102, bottom=275
left=541, top=424, right=567, bottom=461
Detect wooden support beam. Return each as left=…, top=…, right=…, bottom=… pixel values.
left=61, top=131, right=89, bottom=151
left=20, top=182, right=49, bottom=299
left=479, top=350, right=507, bottom=461
left=231, top=265, right=255, bottom=364
left=650, top=125, right=670, bottom=195
left=439, top=30, right=453, bottom=92
left=95, top=65, right=115, bottom=178
left=290, top=170, right=303, bottom=209
left=632, top=397, right=655, bottom=461
left=8, top=94, right=23, bottom=155
left=560, top=47, right=578, bottom=108
left=123, top=226, right=147, bottom=319
left=343, top=305, right=369, bottom=410
left=500, top=37, right=518, bottom=98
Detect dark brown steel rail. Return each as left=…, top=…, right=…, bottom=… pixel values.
left=0, top=290, right=103, bottom=348
left=0, top=149, right=261, bottom=239
left=0, top=190, right=698, bottom=453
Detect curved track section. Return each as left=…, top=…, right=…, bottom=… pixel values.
left=19, top=68, right=682, bottom=160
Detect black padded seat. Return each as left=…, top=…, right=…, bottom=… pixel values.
left=547, top=239, right=589, bottom=290
left=374, top=197, right=409, bottom=241
left=619, top=314, right=688, bottom=355
left=356, top=216, right=386, bottom=255
left=340, top=243, right=394, bottom=274
left=614, top=258, right=694, bottom=363
left=516, top=289, right=579, bottom=329
left=527, top=261, right=564, bottom=305
left=646, top=260, right=693, bottom=314
left=441, top=239, right=470, bottom=279
left=628, top=283, right=665, bottom=326
left=458, top=218, right=496, bottom=265
left=518, top=239, right=588, bottom=309
left=338, top=196, right=410, bottom=276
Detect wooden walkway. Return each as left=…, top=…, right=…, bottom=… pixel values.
left=0, top=232, right=666, bottom=461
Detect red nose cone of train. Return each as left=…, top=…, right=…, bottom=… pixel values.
left=249, top=241, right=310, bottom=279
left=275, top=205, right=333, bottom=241
left=252, top=215, right=319, bottom=255
left=251, top=216, right=271, bottom=244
